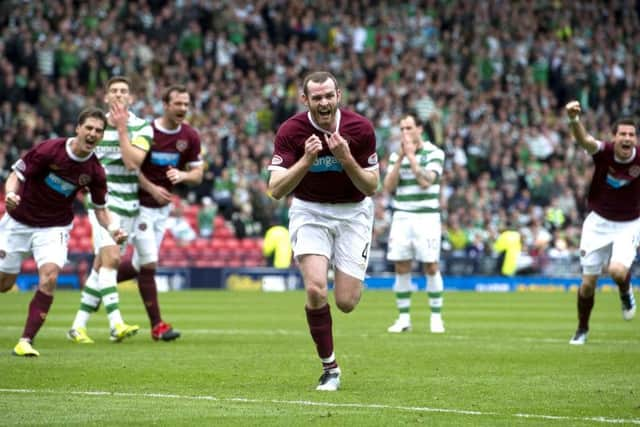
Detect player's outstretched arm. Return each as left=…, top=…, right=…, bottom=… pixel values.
left=566, top=100, right=600, bottom=154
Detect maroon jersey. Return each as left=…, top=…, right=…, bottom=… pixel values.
left=269, top=109, right=378, bottom=203
left=10, top=138, right=107, bottom=227
left=588, top=141, right=640, bottom=221
left=139, top=120, right=202, bottom=208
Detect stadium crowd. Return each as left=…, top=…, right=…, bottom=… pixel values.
left=1, top=0, right=639, bottom=274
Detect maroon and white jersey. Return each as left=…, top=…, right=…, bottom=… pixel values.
left=269, top=109, right=378, bottom=203
left=10, top=138, right=107, bottom=227
left=138, top=120, right=203, bottom=208
left=588, top=141, right=640, bottom=221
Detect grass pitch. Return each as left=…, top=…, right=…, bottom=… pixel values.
left=0, top=288, right=638, bottom=426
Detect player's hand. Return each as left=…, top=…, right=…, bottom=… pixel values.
left=152, top=184, right=173, bottom=205
left=166, top=167, right=185, bottom=184
left=565, top=100, right=581, bottom=120
left=4, top=192, right=20, bottom=211
left=110, top=102, right=128, bottom=131
left=324, top=132, right=351, bottom=163
left=303, top=134, right=323, bottom=165
left=110, top=228, right=128, bottom=245
left=402, top=138, right=417, bottom=158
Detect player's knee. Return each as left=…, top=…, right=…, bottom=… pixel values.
left=0, top=273, right=16, bottom=292
left=38, top=270, right=59, bottom=293
left=607, top=263, right=627, bottom=283
left=100, top=247, right=121, bottom=269
left=424, top=263, right=439, bottom=276
left=336, top=295, right=359, bottom=313
left=305, top=281, right=328, bottom=303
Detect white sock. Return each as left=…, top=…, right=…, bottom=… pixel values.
left=72, top=269, right=101, bottom=329
left=427, top=271, right=444, bottom=317
left=98, top=267, right=123, bottom=328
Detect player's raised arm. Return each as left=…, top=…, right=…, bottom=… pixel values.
left=566, top=100, right=600, bottom=155
left=110, top=102, right=147, bottom=170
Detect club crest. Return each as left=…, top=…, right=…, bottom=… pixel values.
left=176, top=139, right=188, bottom=152
left=78, top=174, right=91, bottom=186
left=629, top=165, right=640, bottom=178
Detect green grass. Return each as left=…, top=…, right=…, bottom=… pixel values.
left=0, top=289, right=639, bottom=426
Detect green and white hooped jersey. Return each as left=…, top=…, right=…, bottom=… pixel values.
left=89, top=112, right=152, bottom=217
left=388, top=141, right=444, bottom=213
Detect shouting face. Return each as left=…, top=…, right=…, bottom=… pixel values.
left=164, top=90, right=190, bottom=128
left=303, top=78, right=341, bottom=132
left=613, top=123, right=638, bottom=160
left=74, top=117, right=106, bottom=156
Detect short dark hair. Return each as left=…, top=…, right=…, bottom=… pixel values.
left=162, top=85, right=189, bottom=103
left=77, top=107, right=107, bottom=128
left=613, top=117, right=638, bottom=134
left=302, top=71, right=339, bottom=97
left=105, top=76, right=131, bottom=91
left=400, top=113, right=423, bottom=128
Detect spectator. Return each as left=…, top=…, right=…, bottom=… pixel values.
left=197, top=196, right=218, bottom=238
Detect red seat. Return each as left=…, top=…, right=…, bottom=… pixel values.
left=215, top=227, right=233, bottom=238
left=21, top=259, right=37, bottom=272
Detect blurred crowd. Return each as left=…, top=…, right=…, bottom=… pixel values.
left=1, top=0, right=639, bottom=273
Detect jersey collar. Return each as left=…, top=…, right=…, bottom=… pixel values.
left=66, top=138, right=93, bottom=162
left=307, top=109, right=341, bottom=135
left=614, top=147, right=636, bottom=164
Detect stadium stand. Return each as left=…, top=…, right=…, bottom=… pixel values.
left=1, top=1, right=640, bottom=275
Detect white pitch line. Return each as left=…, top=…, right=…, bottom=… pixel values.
left=0, top=325, right=638, bottom=344
left=0, top=388, right=638, bottom=425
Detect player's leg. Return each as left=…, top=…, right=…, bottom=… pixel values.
left=388, top=261, right=413, bottom=332
left=424, top=262, right=445, bottom=333
left=15, top=226, right=70, bottom=356
left=0, top=215, right=25, bottom=292
left=134, top=206, right=179, bottom=341
left=609, top=228, right=638, bottom=321
left=386, top=213, right=414, bottom=332
left=289, top=199, right=340, bottom=390
left=68, top=260, right=100, bottom=343
left=0, top=224, right=38, bottom=354
left=70, top=211, right=107, bottom=341
left=570, top=274, right=598, bottom=345
left=571, top=214, right=609, bottom=345
left=98, top=244, right=137, bottom=341
left=299, top=253, right=339, bottom=391
left=417, top=214, right=444, bottom=333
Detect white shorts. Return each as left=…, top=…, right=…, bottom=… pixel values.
left=88, top=209, right=138, bottom=254
left=579, top=211, right=640, bottom=275
left=132, top=205, right=171, bottom=267
left=289, top=197, right=374, bottom=281
left=387, top=211, right=441, bottom=263
left=0, top=214, right=72, bottom=274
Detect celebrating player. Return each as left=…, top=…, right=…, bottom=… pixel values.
left=268, top=71, right=379, bottom=391
left=565, top=100, right=639, bottom=345
left=0, top=107, right=127, bottom=356
left=116, top=84, right=203, bottom=341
